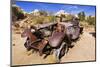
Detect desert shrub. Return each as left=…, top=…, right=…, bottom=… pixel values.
left=39, top=10, right=48, bottom=16
left=78, top=11, right=85, bottom=21
left=12, top=6, right=26, bottom=21
left=86, top=16, right=95, bottom=25
left=80, top=21, right=89, bottom=27
left=66, top=14, right=73, bottom=21
left=44, top=16, right=55, bottom=23
left=32, top=16, right=45, bottom=24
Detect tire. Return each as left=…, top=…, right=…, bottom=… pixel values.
left=24, top=41, right=31, bottom=51
left=65, top=45, right=69, bottom=54
left=59, top=43, right=68, bottom=59
left=24, top=42, right=27, bottom=48
left=54, top=43, right=68, bottom=63
left=54, top=49, right=61, bottom=63
left=80, top=27, right=83, bottom=34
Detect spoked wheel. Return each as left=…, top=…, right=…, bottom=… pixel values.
left=24, top=42, right=27, bottom=48
left=52, top=49, right=61, bottom=63
left=53, top=42, right=68, bottom=63
left=24, top=41, right=31, bottom=51
left=59, top=43, right=69, bottom=59
left=65, top=43, right=69, bottom=54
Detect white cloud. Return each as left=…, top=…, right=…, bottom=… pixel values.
left=62, top=5, right=79, bottom=10
left=69, top=6, right=78, bottom=9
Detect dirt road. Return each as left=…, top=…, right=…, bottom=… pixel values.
left=12, top=31, right=95, bottom=66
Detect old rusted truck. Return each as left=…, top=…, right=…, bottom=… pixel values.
left=21, top=19, right=83, bottom=62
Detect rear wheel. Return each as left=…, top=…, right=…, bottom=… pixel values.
left=24, top=41, right=31, bottom=51
left=80, top=27, right=83, bottom=34
left=24, top=42, right=27, bottom=48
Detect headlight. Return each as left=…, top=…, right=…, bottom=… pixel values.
left=31, top=29, right=35, bottom=32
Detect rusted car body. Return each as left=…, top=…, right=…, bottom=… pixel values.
left=21, top=20, right=83, bottom=62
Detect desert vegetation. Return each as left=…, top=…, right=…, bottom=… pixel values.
left=12, top=5, right=95, bottom=31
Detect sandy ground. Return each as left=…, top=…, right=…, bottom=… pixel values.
left=12, top=29, right=96, bottom=66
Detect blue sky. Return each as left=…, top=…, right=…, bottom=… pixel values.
left=15, top=1, right=96, bottom=16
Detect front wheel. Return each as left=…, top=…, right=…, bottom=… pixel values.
left=54, top=42, right=68, bottom=63
left=59, top=43, right=68, bottom=59
left=65, top=44, right=69, bottom=54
